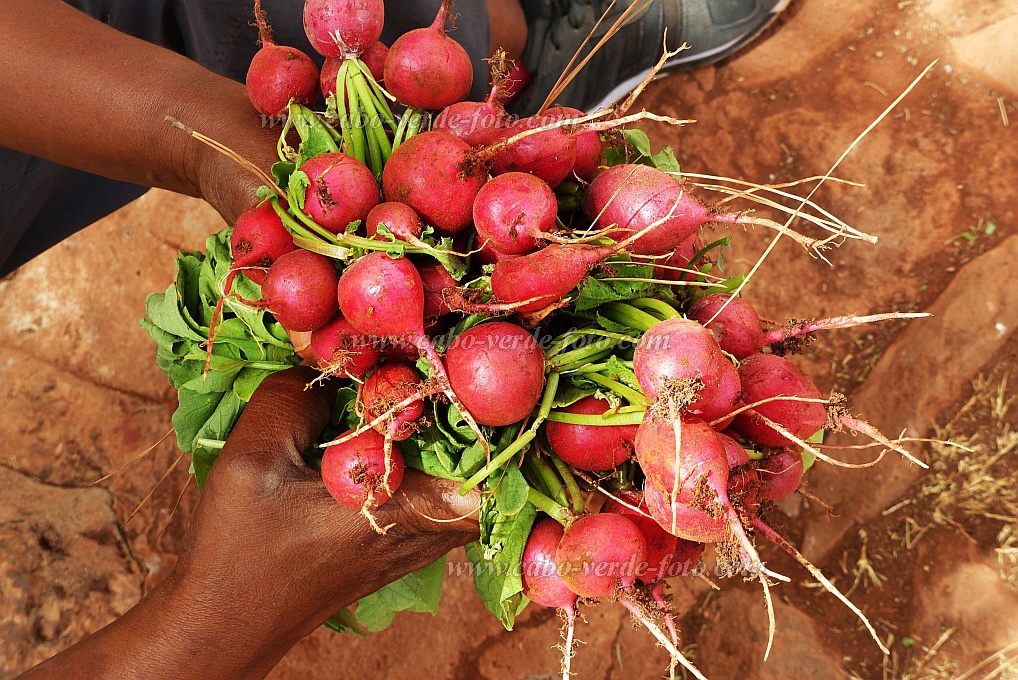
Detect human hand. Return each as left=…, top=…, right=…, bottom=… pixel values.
left=19, top=367, right=478, bottom=680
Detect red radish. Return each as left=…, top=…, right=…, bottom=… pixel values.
left=643, top=480, right=727, bottom=544
left=321, top=429, right=404, bottom=509
left=635, top=414, right=727, bottom=498
left=476, top=241, right=518, bottom=266
left=718, top=432, right=751, bottom=469
left=487, top=241, right=621, bottom=313
left=490, top=113, right=577, bottom=188
left=259, top=249, right=338, bottom=332
left=555, top=514, right=648, bottom=598
left=337, top=251, right=488, bottom=446
left=718, top=432, right=760, bottom=505
left=303, top=0, right=384, bottom=58
left=545, top=396, right=636, bottom=471
left=756, top=448, right=804, bottom=501
left=383, top=5, right=473, bottom=110
left=522, top=518, right=579, bottom=679
left=432, top=84, right=511, bottom=147
left=444, top=322, right=546, bottom=427
left=362, top=364, right=425, bottom=441
left=473, top=172, right=558, bottom=256
left=584, top=164, right=721, bottom=255
left=652, top=234, right=703, bottom=282
left=418, top=262, right=457, bottom=320
left=300, top=153, right=380, bottom=233
left=365, top=202, right=424, bottom=241
left=320, top=41, right=388, bottom=97
left=522, top=518, right=577, bottom=610
left=598, top=490, right=680, bottom=582
left=246, top=1, right=319, bottom=118
left=632, top=318, right=726, bottom=412
left=689, top=294, right=765, bottom=360
left=732, top=354, right=826, bottom=448
left=382, top=131, right=487, bottom=235
left=696, top=359, right=743, bottom=430
left=309, top=312, right=381, bottom=378
left=230, top=202, right=296, bottom=285
left=550, top=106, right=604, bottom=180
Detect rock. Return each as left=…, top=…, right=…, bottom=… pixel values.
left=698, top=589, right=846, bottom=679
left=0, top=466, right=144, bottom=676
left=950, top=14, right=1018, bottom=96
left=802, top=235, right=1018, bottom=562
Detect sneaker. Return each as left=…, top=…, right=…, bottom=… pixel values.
left=511, top=0, right=791, bottom=115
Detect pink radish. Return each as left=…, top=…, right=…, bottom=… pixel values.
left=432, top=84, right=511, bottom=147
left=321, top=428, right=404, bottom=509
left=230, top=202, right=296, bottom=285
left=444, top=322, right=546, bottom=427
left=696, top=359, right=743, bottom=430
left=718, top=432, right=760, bottom=507
left=689, top=294, right=765, bottom=360
left=632, top=318, right=726, bottom=412
left=490, top=113, right=577, bottom=188
left=603, top=490, right=703, bottom=584
left=545, top=396, right=636, bottom=471
left=635, top=414, right=727, bottom=498
left=300, top=152, right=380, bottom=233
left=476, top=241, right=518, bottom=266
left=549, top=106, right=605, bottom=181
left=555, top=514, right=648, bottom=598
left=365, top=202, right=424, bottom=241
left=321, top=42, right=388, bottom=97
left=258, top=249, right=338, bottom=332
left=362, top=364, right=425, bottom=441
left=383, top=4, right=473, bottom=110
left=309, top=312, right=381, bottom=378
left=643, top=480, right=727, bottom=544
left=522, top=518, right=579, bottom=680
left=473, top=172, right=558, bottom=256
left=382, top=131, right=487, bottom=235
left=337, top=251, right=488, bottom=447
left=418, top=262, right=457, bottom=320
left=756, top=448, right=804, bottom=501
left=732, top=353, right=826, bottom=448
left=246, top=0, right=320, bottom=118
left=303, top=0, right=384, bottom=58
left=522, top=518, right=577, bottom=610
left=652, top=234, right=703, bottom=283
left=582, top=163, right=770, bottom=256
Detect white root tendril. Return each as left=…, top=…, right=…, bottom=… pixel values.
left=621, top=598, right=707, bottom=680
left=753, top=518, right=890, bottom=655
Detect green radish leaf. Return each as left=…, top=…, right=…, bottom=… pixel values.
left=190, top=442, right=221, bottom=491
left=146, top=286, right=205, bottom=342
left=323, top=608, right=366, bottom=637
left=466, top=497, right=536, bottom=631
left=553, top=378, right=596, bottom=409
left=651, top=146, right=681, bottom=173
left=355, top=557, right=446, bottom=632
left=802, top=429, right=823, bottom=471
left=494, top=461, right=529, bottom=516
left=288, top=171, right=311, bottom=212
left=233, top=368, right=272, bottom=402
left=181, top=366, right=242, bottom=395
left=172, top=388, right=227, bottom=452
left=603, top=355, right=642, bottom=392
left=290, top=103, right=340, bottom=162
left=271, top=161, right=296, bottom=188
left=194, top=389, right=245, bottom=445
left=573, top=262, right=657, bottom=312
left=331, top=386, right=361, bottom=430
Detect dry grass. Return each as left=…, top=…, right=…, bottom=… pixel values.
left=921, top=374, right=1018, bottom=527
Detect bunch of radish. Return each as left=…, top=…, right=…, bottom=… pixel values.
left=150, top=0, right=930, bottom=676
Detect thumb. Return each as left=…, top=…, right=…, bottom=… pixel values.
left=375, top=469, right=481, bottom=539
left=220, top=367, right=338, bottom=471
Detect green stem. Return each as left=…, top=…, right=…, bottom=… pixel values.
left=393, top=111, right=410, bottom=150
left=243, top=360, right=297, bottom=371
left=584, top=373, right=651, bottom=407
left=406, top=109, right=424, bottom=140
left=458, top=373, right=560, bottom=495
left=521, top=457, right=554, bottom=499
left=348, top=63, right=393, bottom=160
left=630, top=297, right=681, bottom=320
left=549, top=339, right=621, bottom=370
left=361, top=102, right=383, bottom=178
left=548, top=453, right=586, bottom=515
left=334, top=61, right=353, bottom=154
left=288, top=202, right=344, bottom=245
left=552, top=347, right=616, bottom=373
left=545, top=410, right=646, bottom=426
left=527, top=488, right=574, bottom=526
left=357, top=59, right=398, bottom=132
left=195, top=439, right=225, bottom=450
left=289, top=103, right=340, bottom=154
left=529, top=456, right=569, bottom=508
left=344, top=68, right=367, bottom=164
left=269, top=197, right=320, bottom=243
left=601, top=302, right=661, bottom=332
left=545, top=329, right=639, bottom=359
left=276, top=116, right=295, bottom=163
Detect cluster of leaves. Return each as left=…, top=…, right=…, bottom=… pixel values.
left=140, top=231, right=300, bottom=488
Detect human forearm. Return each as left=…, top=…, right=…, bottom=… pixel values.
left=0, top=0, right=279, bottom=222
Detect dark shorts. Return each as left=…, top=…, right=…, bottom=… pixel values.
left=0, top=0, right=490, bottom=277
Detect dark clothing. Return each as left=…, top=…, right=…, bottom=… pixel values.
left=0, top=0, right=490, bottom=276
